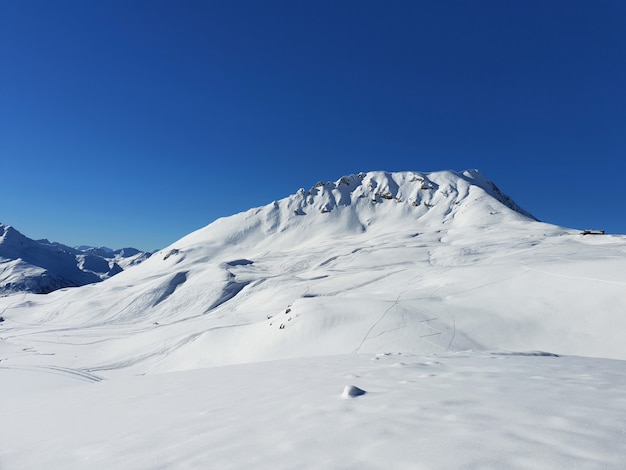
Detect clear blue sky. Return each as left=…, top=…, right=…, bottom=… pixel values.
left=1, top=0, right=625, bottom=251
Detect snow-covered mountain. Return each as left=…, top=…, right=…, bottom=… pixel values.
left=2, top=169, right=626, bottom=469
left=2, top=169, right=625, bottom=368
left=0, top=224, right=151, bottom=295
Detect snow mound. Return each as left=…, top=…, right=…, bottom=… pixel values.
left=341, top=384, right=367, bottom=398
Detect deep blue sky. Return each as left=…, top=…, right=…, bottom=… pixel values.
left=2, top=1, right=625, bottom=250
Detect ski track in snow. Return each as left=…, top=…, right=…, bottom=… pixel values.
left=522, top=265, right=626, bottom=287
left=352, top=293, right=402, bottom=354
left=0, top=364, right=103, bottom=383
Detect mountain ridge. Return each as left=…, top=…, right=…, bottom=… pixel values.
left=168, top=169, right=537, bottom=259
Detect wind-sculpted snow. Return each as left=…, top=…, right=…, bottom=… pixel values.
left=1, top=170, right=626, bottom=468
left=151, top=271, right=188, bottom=307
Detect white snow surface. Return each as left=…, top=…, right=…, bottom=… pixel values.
left=1, top=170, right=626, bottom=468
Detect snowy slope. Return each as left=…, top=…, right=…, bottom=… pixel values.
left=1, top=169, right=626, bottom=469
left=0, top=224, right=151, bottom=294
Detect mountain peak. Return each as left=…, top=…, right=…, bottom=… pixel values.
left=163, top=169, right=538, bottom=274
left=1, top=223, right=25, bottom=242
left=290, top=170, right=534, bottom=221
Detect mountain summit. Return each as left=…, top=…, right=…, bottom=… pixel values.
left=171, top=169, right=535, bottom=255
left=294, top=169, right=535, bottom=220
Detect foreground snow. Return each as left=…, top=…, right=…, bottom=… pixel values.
left=2, top=352, right=626, bottom=469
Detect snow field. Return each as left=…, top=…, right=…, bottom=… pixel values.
left=2, top=353, right=626, bottom=469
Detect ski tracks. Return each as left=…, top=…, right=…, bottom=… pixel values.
left=0, top=364, right=103, bottom=383
left=352, top=293, right=402, bottom=354
left=522, top=265, right=626, bottom=287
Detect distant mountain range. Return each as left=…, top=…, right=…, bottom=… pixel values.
left=0, top=223, right=151, bottom=294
